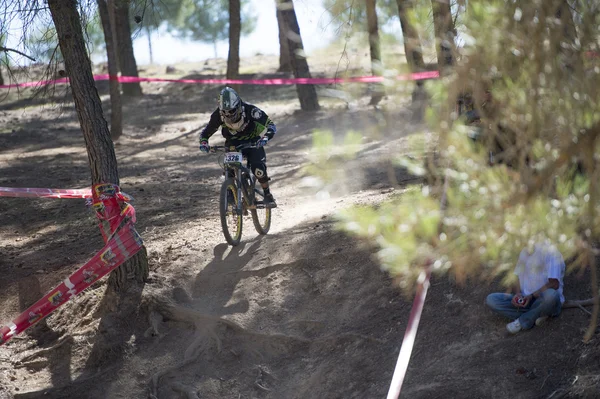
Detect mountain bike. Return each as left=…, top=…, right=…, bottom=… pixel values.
left=210, top=144, right=273, bottom=246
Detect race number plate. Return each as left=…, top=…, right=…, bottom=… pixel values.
left=224, top=152, right=243, bottom=164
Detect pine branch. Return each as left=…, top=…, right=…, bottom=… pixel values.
left=0, top=46, right=36, bottom=61
left=563, top=298, right=596, bottom=308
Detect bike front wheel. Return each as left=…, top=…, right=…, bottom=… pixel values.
left=220, top=178, right=242, bottom=246
left=250, top=178, right=271, bottom=235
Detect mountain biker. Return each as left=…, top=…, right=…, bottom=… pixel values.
left=199, top=87, right=277, bottom=207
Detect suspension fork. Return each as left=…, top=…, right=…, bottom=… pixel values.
left=235, top=168, right=244, bottom=212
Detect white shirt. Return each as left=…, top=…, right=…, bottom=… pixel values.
left=514, top=242, right=565, bottom=303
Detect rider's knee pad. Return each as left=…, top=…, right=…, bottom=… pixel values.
left=253, top=167, right=269, bottom=184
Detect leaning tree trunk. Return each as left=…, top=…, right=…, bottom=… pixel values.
left=276, top=4, right=291, bottom=72
left=366, top=0, right=383, bottom=105
left=555, top=0, right=578, bottom=70
left=431, top=0, right=455, bottom=70
left=47, top=0, right=148, bottom=297
left=227, top=0, right=241, bottom=92
left=278, top=0, right=319, bottom=111
left=98, top=0, right=123, bottom=141
left=115, top=0, right=143, bottom=97
left=396, top=0, right=425, bottom=71
left=396, top=0, right=426, bottom=110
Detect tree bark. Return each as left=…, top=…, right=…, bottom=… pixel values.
left=145, top=25, right=154, bottom=65
left=48, top=0, right=148, bottom=296
left=396, top=0, right=426, bottom=111
left=276, top=5, right=291, bottom=72
left=115, top=0, right=143, bottom=97
left=278, top=0, right=319, bottom=111
left=98, top=0, right=123, bottom=141
left=227, top=0, right=241, bottom=89
left=431, top=0, right=455, bottom=70
left=396, top=0, right=424, bottom=71
left=366, top=0, right=383, bottom=105
left=0, top=66, right=3, bottom=86
left=555, top=0, right=578, bottom=69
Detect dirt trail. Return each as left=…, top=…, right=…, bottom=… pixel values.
left=0, top=61, right=599, bottom=398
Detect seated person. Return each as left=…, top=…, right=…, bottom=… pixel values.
left=486, top=240, right=565, bottom=334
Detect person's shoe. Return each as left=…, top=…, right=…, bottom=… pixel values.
left=535, top=316, right=549, bottom=326
left=506, top=319, right=522, bottom=334
left=264, top=193, right=277, bottom=208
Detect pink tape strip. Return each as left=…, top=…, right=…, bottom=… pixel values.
left=0, top=221, right=143, bottom=346
left=386, top=266, right=432, bottom=399
left=0, top=186, right=92, bottom=199
left=0, top=77, right=70, bottom=89
left=0, top=71, right=440, bottom=89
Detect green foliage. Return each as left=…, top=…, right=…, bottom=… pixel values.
left=0, top=32, right=8, bottom=67
left=338, top=128, right=583, bottom=292
left=308, top=1, right=600, bottom=295
left=303, top=129, right=363, bottom=188
left=169, top=0, right=256, bottom=49
left=82, top=11, right=107, bottom=58
left=25, top=26, right=61, bottom=63
left=130, top=0, right=184, bottom=30
left=324, top=0, right=400, bottom=32
left=406, top=0, right=436, bottom=45
left=24, top=11, right=104, bottom=63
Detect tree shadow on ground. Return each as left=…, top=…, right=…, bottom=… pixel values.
left=12, top=279, right=148, bottom=399
left=0, top=100, right=423, bottom=295
left=1, top=87, right=426, bottom=397
left=15, top=276, right=72, bottom=390
left=158, top=219, right=599, bottom=398
left=136, top=217, right=411, bottom=398
left=190, top=240, right=263, bottom=316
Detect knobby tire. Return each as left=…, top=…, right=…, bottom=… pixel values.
left=220, top=178, right=242, bottom=246
left=250, top=177, right=271, bottom=235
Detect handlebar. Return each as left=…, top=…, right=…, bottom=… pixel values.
left=209, top=143, right=258, bottom=153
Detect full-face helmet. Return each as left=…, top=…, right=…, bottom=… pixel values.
left=218, top=87, right=244, bottom=131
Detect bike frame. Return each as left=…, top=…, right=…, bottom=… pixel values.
left=228, top=162, right=253, bottom=214
left=211, top=144, right=260, bottom=213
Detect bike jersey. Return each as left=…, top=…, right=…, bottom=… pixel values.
left=200, top=102, right=276, bottom=145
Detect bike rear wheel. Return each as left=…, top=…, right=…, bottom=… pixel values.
left=220, top=179, right=242, bottom=246
left=250, top=178, right=271, bottom=235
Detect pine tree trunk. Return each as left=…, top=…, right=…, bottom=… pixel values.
left=431, top=0, right=455, bottom=70
left=396, top=0, right=424, bottom=71
left=276, top=5, right=291, bottom=72
left=366, top=0, right=383, bottom=105
left=227, top=0, right=241, bottom=92
left=555, top=0, right=578, bottom=69
left=48, top=0, right=148, bottom=297
left=278, top=0, right=319, bottom=111
left=115, top=0, right=143, bottom=97
left=145, top=25, right=154, bottom=65
left=396, top=0, right=426, bottom=112
left=98, top=0, right=123, bottom=141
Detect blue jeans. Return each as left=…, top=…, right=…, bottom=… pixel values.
left=485, top=289, right=562, bottom=330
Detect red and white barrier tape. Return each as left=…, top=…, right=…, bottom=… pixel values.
left=0, top=183, right=143, bottom=346
left=3, top=51, right=598, bottom=90
left=0, top=186, right=92, bottom=199
left=386, top=266, right=432, bottom=399
left=0, top=222, right=143, bottom=346
left=0, top=71, right=440, bottom=89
